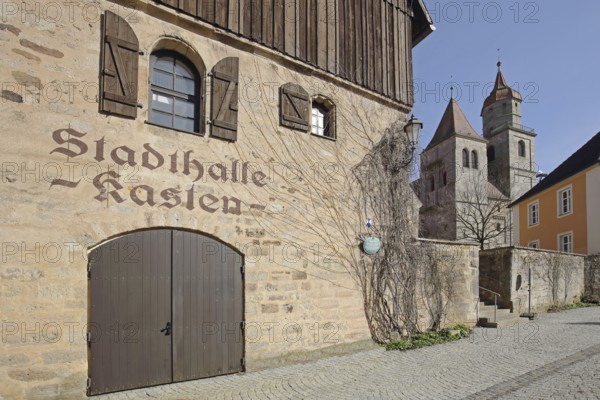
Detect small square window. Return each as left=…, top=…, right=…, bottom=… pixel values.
left=311, top=99, right=335, bottom=140
left=528, top=240, right=539, bottom=249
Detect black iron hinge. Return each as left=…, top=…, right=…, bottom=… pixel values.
left=87, top=264, right=91, bottom=279
left=240, top=321, right=245, bottom=331
left=86, top=332, right=92, bottom=347
left=241, top=357, right=245, bottom=367
left=86, top=377, right=92, bottom=391
left=240, top=264, right=245, bottom=277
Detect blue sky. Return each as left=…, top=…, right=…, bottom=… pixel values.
left=412, top=0, right=600, bottom=174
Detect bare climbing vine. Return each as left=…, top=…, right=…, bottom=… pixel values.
left=352, top=122, right=457, bottom=342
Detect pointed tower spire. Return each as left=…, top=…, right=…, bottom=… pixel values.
left=425, top=97, right=483, bottom=150
left=481, top=61, right=522, bottom=114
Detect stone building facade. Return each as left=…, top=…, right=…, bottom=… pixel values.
left=0, top=1, right=483, bottom=398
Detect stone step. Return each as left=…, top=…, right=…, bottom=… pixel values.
left=479, top=308, right=512, bottom=318
left=478, top=317, right=531, bottom=329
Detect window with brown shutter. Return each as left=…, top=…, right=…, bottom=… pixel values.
left=279, top=83, right=310, bottom=132
left=99, top=11, right=139, bottom=119
left=210, top=57, right=239, bottom=141
left=148, top=50, right=201, bottom=134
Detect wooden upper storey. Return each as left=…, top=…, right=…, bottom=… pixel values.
left=154, top=0, right=433, bottom=106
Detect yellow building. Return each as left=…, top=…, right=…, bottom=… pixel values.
left=511, top=132, right=600, bottom=255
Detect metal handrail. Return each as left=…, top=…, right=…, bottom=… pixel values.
left=492, top=122, right=536, bottom=134
left=479, top=286, right=501, bottom=324
left=479, top=286, right=501, bottom=298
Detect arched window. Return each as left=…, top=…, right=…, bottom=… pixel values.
left=311, top=97, right=336, bottom=139
left=149, top=50, right=200, bottom=133
left=471, top=151, right=478, bottom=169
left=518, top=140, right=526, bottom=157
left=487, top=146, right=496, bottom=162
left=462, top=149, right=470, bottom=168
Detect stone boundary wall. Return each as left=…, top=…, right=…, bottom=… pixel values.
left=480, top=247, right=586, bottom=313
left=416, top=239, right=480, bottom=326
left=585, top=255, right=600, bottom=302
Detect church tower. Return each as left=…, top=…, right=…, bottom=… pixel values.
left=419, top=95, right=488, bottom=240
left=482, top=62, right=537, bottom=200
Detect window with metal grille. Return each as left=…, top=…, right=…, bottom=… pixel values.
left=149, top=51, right=200, bottom=134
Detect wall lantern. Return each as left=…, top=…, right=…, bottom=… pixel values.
left=363, top=236, right=382, bottom=255
left=399, top=114, right=423, bottom=168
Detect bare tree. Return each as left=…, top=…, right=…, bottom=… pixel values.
left=455, top=171, right=510, bottom=250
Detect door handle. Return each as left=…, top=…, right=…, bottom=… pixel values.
left=160, top=322, right=171, bottom=336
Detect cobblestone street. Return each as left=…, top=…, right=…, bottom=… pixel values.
left=99, top=308, right=600, bottom=400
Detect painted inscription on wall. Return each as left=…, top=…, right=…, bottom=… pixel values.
left=49, top=128, right=267, bottom=215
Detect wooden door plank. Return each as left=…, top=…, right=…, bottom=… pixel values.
left=273, top=0, right=285, bottom=51
left=298, top=0, right=308, bottom=61
left=216, top=0, right=229, bottom=27
left=325, top=0, right=336, bottom=73
left=336, top=0, right=346, bottom=78
left=316, top=0, right=327, bottom=69
left=263, top=0, right=274, bottom=46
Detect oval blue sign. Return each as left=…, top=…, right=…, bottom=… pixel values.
left=363, top=236, right=381, bottom=255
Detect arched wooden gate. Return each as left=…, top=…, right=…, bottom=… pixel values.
left=87, top=229, right=244, bottom=395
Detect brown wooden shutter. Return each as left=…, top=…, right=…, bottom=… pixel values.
left=99, top=11, right=139, bottom=119
left=279, top=83, right=310, bottom=131
left=210, top=57, right=239, bottom=141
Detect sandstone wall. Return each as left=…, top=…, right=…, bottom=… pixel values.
left=480, top=247, right=586, bottom=313
left=0, top=1, right=412, bottom=398
left=416, top=239, right=480, bottom=327
left=584, top=254, right=600, bottom=302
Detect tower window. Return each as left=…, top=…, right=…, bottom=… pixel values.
left=442, top=172, right=448, bottom=186
left=518, top=140, right=526, bottom=157
left=429, top=176, right=435, bottom=192
left=487, top=146, right=496, bottom=162
left=471, top=151, right=478, bottom=169
left=462, top=149, right=470, bottom=168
